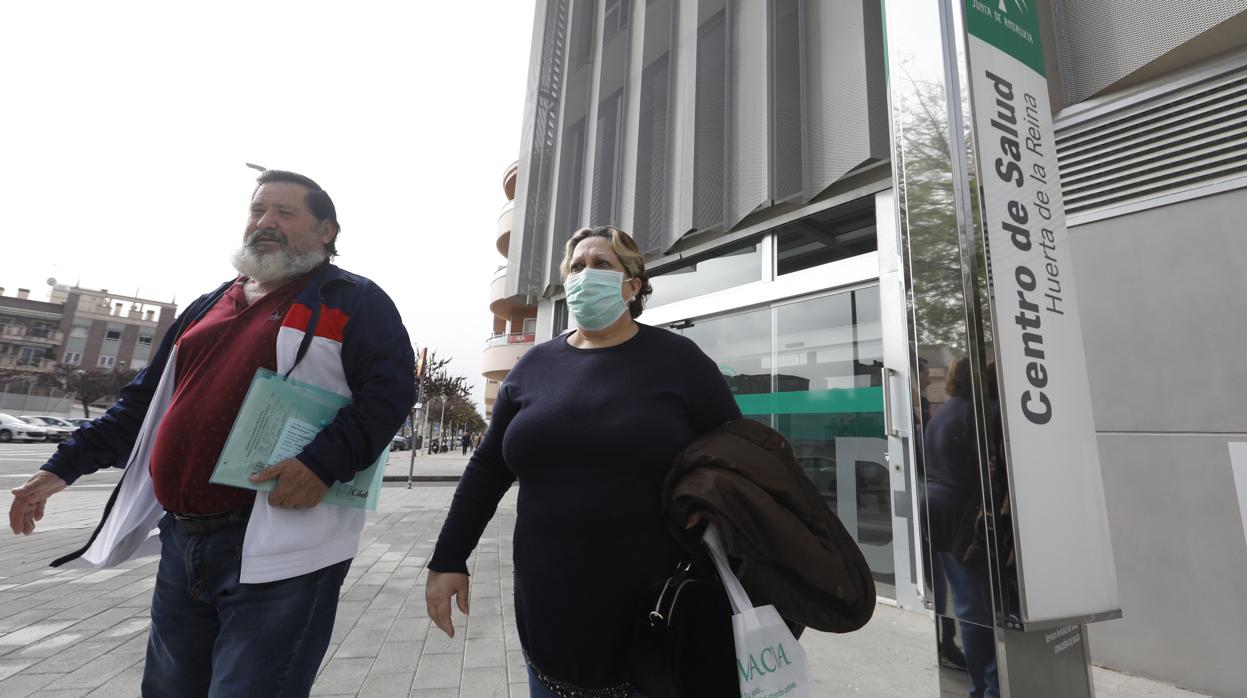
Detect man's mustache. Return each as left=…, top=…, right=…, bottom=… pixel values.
left=246, top=229, right=287, bottom=247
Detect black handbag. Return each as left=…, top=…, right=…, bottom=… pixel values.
left=629, top=558, right=738, bottom=698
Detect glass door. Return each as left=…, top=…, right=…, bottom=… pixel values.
left=677, top=285, right=895, bottom=597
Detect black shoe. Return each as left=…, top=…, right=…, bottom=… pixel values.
left=939, top=645, right=968, bottom=671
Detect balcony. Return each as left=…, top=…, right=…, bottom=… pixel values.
left=0, top=356, right=56, bottom=371
left=482, top=332, right=535, bottom=380
left=489, top=264, right=537, bottom=319
left=489, top=266, right=509, bottom=316
left=483, top=379, right=500, bottom=417
left=0, top=326, right=64, bottom=345
left=502, top=161, right=518, bottom=201
left=495, top=200, right=514, bottom=257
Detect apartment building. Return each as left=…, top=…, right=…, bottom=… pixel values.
left=0, top=283, right=177, bottom=376
left=483, top=161, right=538, bottom=420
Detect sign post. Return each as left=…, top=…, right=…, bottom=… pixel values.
left=882, top=0, right=1120, bottom=694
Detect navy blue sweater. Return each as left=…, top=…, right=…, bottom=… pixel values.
left=429, top=324, right=740, bottom=688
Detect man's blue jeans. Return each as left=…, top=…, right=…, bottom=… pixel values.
left=141, top=513, right=351, bottom=697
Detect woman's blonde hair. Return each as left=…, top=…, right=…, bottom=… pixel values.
left=946, top=356, right=973, bottom=398
left=559, top=226, right=653, bottom=319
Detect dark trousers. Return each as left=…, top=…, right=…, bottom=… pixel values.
left=142, top=513, right=351, bottom=697
left=938, top=552, right=999, bottom=698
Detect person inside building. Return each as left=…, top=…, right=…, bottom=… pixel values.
left=8, top=170, right=417, bottom=697
left=924, top=356, right=1001, bottom=698
left=424, top=225, right=741, bottom=697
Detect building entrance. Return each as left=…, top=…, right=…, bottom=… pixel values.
left=666, top=285, right=895, bottom=597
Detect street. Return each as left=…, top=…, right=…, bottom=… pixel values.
left=0, top=444, right=1206, bottom=697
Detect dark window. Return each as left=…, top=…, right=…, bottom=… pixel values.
left=568, top=0, right=597, bottom=66
left=775, top=206, right=877, bottom=276
left=553, top=299, right=569, bottom=335
left=17, top=347, right=39, bottom=366
left=603, top=0, right=630, bottom=41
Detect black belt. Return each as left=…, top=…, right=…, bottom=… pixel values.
left=170, top=506, right=252, bottom=535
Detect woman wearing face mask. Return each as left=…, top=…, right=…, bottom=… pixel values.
left=425, top=226, right=741, bottom=697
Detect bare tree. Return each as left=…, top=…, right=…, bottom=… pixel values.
left=52, top=366, right=138, bottom=418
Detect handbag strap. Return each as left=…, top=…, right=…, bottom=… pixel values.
left=703, top=524, right=753, bottom=615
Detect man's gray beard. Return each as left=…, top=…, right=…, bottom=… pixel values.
left=230, top=241, right=326, bottom=284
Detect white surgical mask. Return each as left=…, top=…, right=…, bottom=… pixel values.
left=565, top=268, right=630, bottom=331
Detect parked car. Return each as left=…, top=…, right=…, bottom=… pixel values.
left=71, top=418, right=93, bottom=429
left=390, top=434, right=411, bottom=451
left=0, top=413, right=48, bottom=443
left=19, top=415, right=76, bottom=442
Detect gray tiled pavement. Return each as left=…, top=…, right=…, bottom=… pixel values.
left=0, top=451, right=1211, bottom=697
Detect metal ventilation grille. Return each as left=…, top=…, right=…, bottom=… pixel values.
left=1055, top=65, right=1247, bottom=216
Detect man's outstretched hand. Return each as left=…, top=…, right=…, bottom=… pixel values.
left=9, top=471, right=67, bottom=535
left=250, top=457, right=329, bottom=509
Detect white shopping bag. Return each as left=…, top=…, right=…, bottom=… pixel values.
left=704, top=524, right=813, bottom=698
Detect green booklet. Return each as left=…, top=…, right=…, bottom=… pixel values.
left=209, top=368, right=386, bottom=511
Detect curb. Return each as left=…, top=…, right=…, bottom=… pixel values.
left=381, top=475, right=461, bottom=483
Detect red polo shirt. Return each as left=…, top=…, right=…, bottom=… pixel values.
left=149, top=275, right=311, bottom=514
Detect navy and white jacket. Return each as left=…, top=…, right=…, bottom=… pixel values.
left=42, top=263, right=416, bottom=583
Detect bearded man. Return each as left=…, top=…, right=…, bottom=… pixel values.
left=8, top=170, right=416, bottom=697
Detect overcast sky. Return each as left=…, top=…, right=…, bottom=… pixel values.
left=0, top=0, right=536, bottom=408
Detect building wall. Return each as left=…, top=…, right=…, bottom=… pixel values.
left=1046, top=11, right=1247, bottom=689
left=1068, top=187, right=1247, bottom=697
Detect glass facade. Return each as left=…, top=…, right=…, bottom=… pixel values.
left=647, top=239, right=764, bottom=308
left=676, top=285, right=894, bottom=597
left=775, top=206, right=877, bottom=276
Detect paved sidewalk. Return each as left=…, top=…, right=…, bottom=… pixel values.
left=0, top=481, right=1209, bottom=697
left=382, top=450, right=471, bottom=482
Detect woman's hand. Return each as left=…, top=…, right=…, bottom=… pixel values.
left=425, top=570, right=470, bottom=638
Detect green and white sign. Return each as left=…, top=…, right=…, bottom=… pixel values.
left=963, top=0, right=1120, bottom=624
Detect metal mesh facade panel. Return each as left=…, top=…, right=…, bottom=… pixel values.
left=551, top=118, right=586, bottom=278
left=1051, top=0, right=1247, bottom=105
left=591, top=90, right=623, bottom=226
left=634, top=55, right=670, bottom=255
left=801, top=0, right=883, bottom=201
left=546, top=0, right=596, bottom=287
left=511, top=0, right=889, bottom=297
left=693, top=8, right=728, bottom=232
left=726, top=0, right=769, bottom=228
left=771, top=0, right=803, bottom=203
left=510, top=0, right=569, bottom=299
